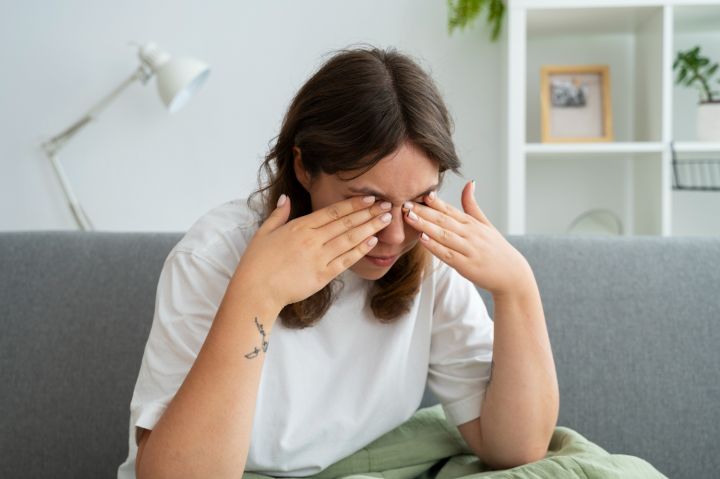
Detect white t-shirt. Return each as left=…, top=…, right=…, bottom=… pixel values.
left=117, top=196, right=494, bottom=479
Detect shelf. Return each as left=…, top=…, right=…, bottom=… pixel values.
left=526, top=156, right=641, bottom=235
left=525, top=142, right=664, bottom=161
left=672, top=6, right=720, bottom=141
left=507, top=1, right=720, bottom=236
left=525, top=5, right=665, bottom=143
left=672, top=142, right=720, bottom=154
left=525, top=141, right=720, bottom=157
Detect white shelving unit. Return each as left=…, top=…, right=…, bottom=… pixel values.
left=504, top=0, right=720, bottom=236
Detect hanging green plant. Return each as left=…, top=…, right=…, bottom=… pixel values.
left=447, top=0, right=506, bottom=42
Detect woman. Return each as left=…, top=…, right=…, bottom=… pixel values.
left=117, top=44, right=559, bottom=479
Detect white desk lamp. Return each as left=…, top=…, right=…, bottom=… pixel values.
left=41, top=41, right=210, bottom=230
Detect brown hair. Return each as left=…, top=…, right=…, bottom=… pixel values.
left=247, top=43, right=462, bottom=329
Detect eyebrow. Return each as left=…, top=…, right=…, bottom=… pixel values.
left=346, top=183, right=439, bottom=204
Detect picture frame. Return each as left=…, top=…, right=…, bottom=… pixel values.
left=540, top=65, right=613, bottom=143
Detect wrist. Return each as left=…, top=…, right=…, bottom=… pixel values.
left=227, top=269, right=285, bottom=320
left=491, top=266, right=538, bottom=303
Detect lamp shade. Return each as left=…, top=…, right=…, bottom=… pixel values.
left=138, top=42, right=210, bottom=113
left=156, top=58, right=210, bottom=113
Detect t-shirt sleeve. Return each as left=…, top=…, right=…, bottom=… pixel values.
left=128, top=250, right=232, bottom=434
left=428, top=258, right=495, bottom=427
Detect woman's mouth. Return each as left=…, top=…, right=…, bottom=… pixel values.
left=364, top=254, right=399, bottom=267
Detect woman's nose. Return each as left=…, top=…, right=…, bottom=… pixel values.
left=377, top=206, right=406, bottom=245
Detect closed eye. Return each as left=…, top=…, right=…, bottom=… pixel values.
left=348, top=196, right=425, bottom=206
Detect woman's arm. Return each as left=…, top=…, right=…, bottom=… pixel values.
left=401, top=185, right=559, bottom=467
left=135, top=194, right=387, bottom=478
left=478, top=280, right=559, bottom=468
left=136, top=271, right=283, bottom=479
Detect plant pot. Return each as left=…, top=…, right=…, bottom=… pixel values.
left=697, top=101, right=720, bottom=141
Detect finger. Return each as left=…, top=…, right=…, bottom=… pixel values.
left=317, top=200, right=392, bottom=244
left=323, top=207, right=394, bottom=264
left=402, top=200, right=468, bottom=242
left=326, top=234, right=379, bottom=278
left=417, top=230, right=464, bottom=266
left=461, top=180, right=493, bottom=227
left=257, top=193, right=292, bottom=235
left=417, top=190, right=472, bottom=226
left=403, top=207, right=471, bottom=257
left=305, top=195, right=377, bottom=229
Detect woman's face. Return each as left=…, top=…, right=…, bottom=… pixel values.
left=294, top=140, right=440, bottom=280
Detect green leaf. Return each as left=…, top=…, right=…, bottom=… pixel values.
left=447, top=0, right=505, bottom=42
left=674, top=45, right=720, bottom=101
left=677, top=68, right=688, bottom=83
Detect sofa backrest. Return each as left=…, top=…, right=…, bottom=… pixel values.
left=1, top=232, right=718, bottom=479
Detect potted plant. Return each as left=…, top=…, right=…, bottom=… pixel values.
left=673, top=46, right=720, bottom=141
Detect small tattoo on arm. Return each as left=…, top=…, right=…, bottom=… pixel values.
left=244, top=316, right=269, bottom=359
left=255, top=317, right=269, bottom=352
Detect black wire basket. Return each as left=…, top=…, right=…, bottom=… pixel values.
left=671, top=141, right=720, bottom=191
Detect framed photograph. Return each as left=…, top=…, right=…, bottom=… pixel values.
left=540, top=65, right=613, bottom=143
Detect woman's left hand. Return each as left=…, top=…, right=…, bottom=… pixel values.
left=402, top=180, right=534, bottom=297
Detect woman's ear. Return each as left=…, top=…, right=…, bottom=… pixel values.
left=293, top=146, right=312, bottom=191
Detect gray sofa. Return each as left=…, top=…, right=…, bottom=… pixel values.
left=1, top=231, right=718, bottom=479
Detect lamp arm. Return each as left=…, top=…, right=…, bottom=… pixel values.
left=40, top=63, right=152, bottom=231
left=48, top=153, right=94, bottom=231
left=41, top=65, right=151, bottom=156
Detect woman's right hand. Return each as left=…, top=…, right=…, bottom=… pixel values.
left=233, top=194, right=393, bottom=310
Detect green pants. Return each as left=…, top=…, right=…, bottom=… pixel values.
left=243, top=404, right=667, bottom=479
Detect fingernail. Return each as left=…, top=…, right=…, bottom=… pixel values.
left=363, top=195, right=375, bottom=204
left=428, top=191, right=437, bottom=201
left=407, top=210, right=418, bottom=222
left=403, top=201, right=414, bottom=210
left=277, top=194, right=287, bottom=208
left=471, top=180, right=476, bottom=193
left=380, top=212, right=392, bottom=223
left=380, top=201, right=392, bottom=210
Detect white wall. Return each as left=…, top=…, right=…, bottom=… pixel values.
left=0, top=0, right=504, bottom=232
